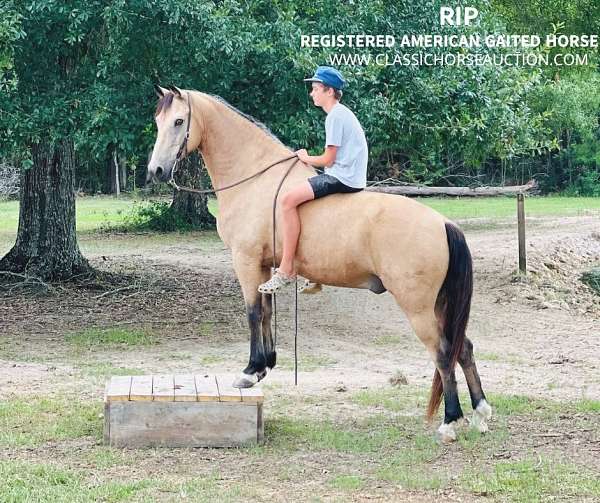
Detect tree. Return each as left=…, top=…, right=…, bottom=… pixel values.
left=0, top=2, right=104, bottom=280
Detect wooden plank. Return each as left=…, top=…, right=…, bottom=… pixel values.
left=215, top=375, right=242, bottom=402
left=366, top=179, right=538, bottom=197
left=194, top=374, right=219, bottom=402
left=240, top=386, right=264, bottom=404
left=107, top=401, right=258, bottom=448
left=130, top=375, right=153, bottom=401
left=152, top=375, right=174, bottom=401
left=174, top=375, right=197, bottom=402
left=106, top=376, right=132, bottom=402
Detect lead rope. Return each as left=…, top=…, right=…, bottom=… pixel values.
left=271, top=158, right=300, bottom=385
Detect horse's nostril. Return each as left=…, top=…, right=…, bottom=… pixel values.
left=156, top=166, right=163, bottom=177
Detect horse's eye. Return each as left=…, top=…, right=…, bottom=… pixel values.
left=175, top=119, right=184, bottom=127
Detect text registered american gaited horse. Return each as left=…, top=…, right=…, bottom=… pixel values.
left=146, top=86, right=492, bottom=442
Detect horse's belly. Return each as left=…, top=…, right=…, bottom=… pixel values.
left=293, top=192, right=448, bottom=291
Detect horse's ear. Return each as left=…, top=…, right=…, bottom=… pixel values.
left=169, top=85, right=182, bottom=98
left=154, top=84, right=169, bottom=98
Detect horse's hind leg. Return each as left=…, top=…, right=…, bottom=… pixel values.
left=408, top=311, right=466, bottom=443
left=459, top=338, right=492, bottom=432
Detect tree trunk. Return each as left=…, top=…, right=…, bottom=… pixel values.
left=113, top=149, right=120, bottom=196
left=171, top=153, right=216, bottom=229
left=119, top=156, right=127, bottom=191
left=0, top=139, right=90, bottom=280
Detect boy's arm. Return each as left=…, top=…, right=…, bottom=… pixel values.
left=295, top=146, right=338, bottom=167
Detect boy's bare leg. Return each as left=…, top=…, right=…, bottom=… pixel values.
left=278, top=181, right=315, bottom=277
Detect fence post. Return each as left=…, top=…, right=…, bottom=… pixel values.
left=517, top=193, right=526, bottom=274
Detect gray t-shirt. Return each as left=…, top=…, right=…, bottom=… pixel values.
left=324, top=103, right=368, bottom=188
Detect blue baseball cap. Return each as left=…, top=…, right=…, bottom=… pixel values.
left=303, top=66, right=346, bottom=90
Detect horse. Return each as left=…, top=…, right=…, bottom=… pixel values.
left=146, top=85, right=492, bottom=442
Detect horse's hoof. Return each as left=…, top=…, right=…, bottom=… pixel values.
left=232, top=372, right=258, bottom=388
left=471, top=400, right=492, bottom=433
left=437, top=417, right=467, bottom=443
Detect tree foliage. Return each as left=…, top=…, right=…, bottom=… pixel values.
left=0, top=0, right=598, bottom=193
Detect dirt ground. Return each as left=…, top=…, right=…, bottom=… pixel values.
left=1, top=213, right=599, bottom=501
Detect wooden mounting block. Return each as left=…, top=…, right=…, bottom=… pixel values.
left=103, top=374, right=264, bottom=448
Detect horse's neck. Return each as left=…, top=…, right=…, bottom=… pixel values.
left=195, top=94, right=295, bottom=197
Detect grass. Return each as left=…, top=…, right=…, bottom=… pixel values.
left=198, top=354, right=226, bottom=366
left=65, top=327, right=157, bottom=349
left=265, top=414, right=408, bottom=454
left=1, top=386, right=599, bottom=500
left=461, top=458, right=600, bottom=502
left=581, top=267, right=600, bottom=295
left=418, top=195, right=600, bottom=220
left=351, top=387, right=429, bottom=413
left=0, top=461, right=260, bottom=503
left=76, top=362, right=145, bottom=379
left=276, top=354, right=337, bottom=371
left=0, top=195, right=220, bottom=254
left=329, top=475, right=364, bottom=491
left=0, top=397, right=101, bottom=448
left=0, top=461, right=152, bottom=503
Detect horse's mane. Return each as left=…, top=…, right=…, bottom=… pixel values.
left=205, top=93, right=285, bottom=147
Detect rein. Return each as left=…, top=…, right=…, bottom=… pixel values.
left=166, top=91, right=301, bottom=385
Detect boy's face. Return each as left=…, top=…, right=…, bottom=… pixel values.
left=309, top=82, right=334, bottom=107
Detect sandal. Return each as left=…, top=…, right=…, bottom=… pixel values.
left=258, top=269, right=296, bottom=293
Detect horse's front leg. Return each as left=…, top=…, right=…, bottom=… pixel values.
left=261, top=290, right=276, bottom=370
left=231, top=253, right=271, bottom=388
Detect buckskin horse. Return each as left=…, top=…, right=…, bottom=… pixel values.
left=146, top=85, right=492, bottom=442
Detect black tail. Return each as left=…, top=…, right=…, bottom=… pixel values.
left=427, top=222, right=473, bottom=420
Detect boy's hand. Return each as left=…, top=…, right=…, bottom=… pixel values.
left=295, top=149, right=310, bottom=163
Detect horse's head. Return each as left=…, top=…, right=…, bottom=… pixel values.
left=146, top=85, right=198, bottom=184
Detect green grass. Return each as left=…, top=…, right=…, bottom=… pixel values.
left=375, top=433, right=445, bottom=490
left=76, top=361, right=145, bottom=379
left=0, top=397, right=101, bottom=447
left=351, top=387, right=429, bottom=413
left=461, top=458, right=600, bottom=502
left=0, top=461, right=151, bottom=503
left=265, top=415, right=407, bottom=454
left=2, top=387, right=599, bottom=500
left=277, top=354, right=337, bottom=371
left=418, top=195, right=600, bottom=220
left=581, top=267, right=600, bottom=295
left=329, top=475, right=364, bottom=491
left=573, top=399, right=600, bottom=413
left=65, top=327, right=157, bottom=349
left=0, top=195, right=220, bottom=253
left=0, top=461, right=260, bottom=503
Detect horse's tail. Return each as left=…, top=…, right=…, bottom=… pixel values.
left=427, top=222, right=473, bottom=420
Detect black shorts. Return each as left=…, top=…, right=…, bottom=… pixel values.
left=308, top=173, right=363, bottom=199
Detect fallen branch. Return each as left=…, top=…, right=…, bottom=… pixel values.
left=366, top=179, right=538, bottom=197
